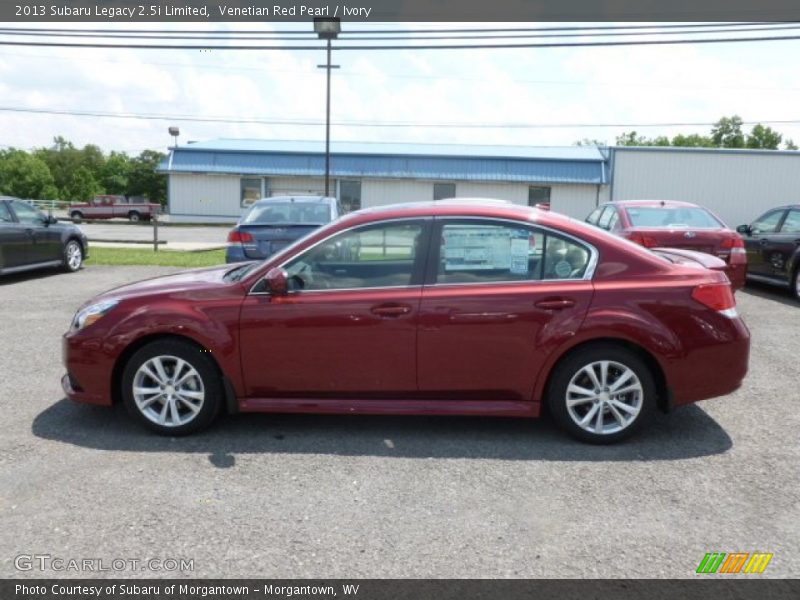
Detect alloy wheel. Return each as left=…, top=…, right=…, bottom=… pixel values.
left=565, top=360, right=643, bottom=435
left=66, top=241, right=82, bottom=270
left=132, top=355, right=205, bottom=427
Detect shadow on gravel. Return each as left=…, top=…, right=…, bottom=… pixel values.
left=0, top=267, right=65, bottom=286
left=33, top=398, right=732, bottom=464
left=741, top=282, right=797, bottom=308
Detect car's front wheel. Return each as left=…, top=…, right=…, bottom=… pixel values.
left=792, top=267, right=800, bottom=302
left=62, top=239, right=83, bottom=272
left=122, top=339, right=222, bottom=435
left=547, top=344, right=656, bottom=444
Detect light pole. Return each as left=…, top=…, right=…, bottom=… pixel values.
left=314, top=18, right=340, bottom=197
left=168, top=126, right=180, bottom=147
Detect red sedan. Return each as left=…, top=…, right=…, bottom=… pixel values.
left=586, top=200, right=747, bottom=290
left=62, top=200, right=750, bottom=444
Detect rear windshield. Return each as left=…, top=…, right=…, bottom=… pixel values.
left=625, top=206, right=723, bottom=229
left=243, top=202, right=332, bottom=225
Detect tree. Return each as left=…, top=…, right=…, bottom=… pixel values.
left=615, top=131, right=669, bottom=146
left=711, top=115, right=745, bottom=148
left=746, top=124, right=782, bottom=150
left=785, top=139, right=798, bottom=151
left=61, top=166, right=100, bottom=202
left=100, top=151, right=132, bottom=195
left=670, top=133, right=714, bottom=148
left=0, top=149, right=58, bottom=199
left=127, top=150, right=167, bottom=205
left=574, top=138, right=606, bottom=147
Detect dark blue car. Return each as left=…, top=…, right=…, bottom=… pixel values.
left=226, top=196, right=341, bottom=263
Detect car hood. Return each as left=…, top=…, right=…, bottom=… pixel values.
left=93, top=264, right=238, bottom=302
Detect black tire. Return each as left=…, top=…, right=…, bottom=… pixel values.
left=792, top=267, right=800, bottom=302
left=546, top=344, right=656, bottom=444
left=62, top=239, right=83, bottom=272
left=128, top=211, right=141, bottom=222
left=70, top=211, right=83, bottom=223
left=122, top=339, right=223, bottom=436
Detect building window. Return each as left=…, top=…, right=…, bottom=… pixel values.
left=434, top=183, right=456, bottom=201
left=241, top=178, right=262, bottom=207
left=528, top=186, right=551, bottom=207
left=339, top=180, right=362, bottom=213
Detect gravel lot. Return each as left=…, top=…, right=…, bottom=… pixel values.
left=0, top=266, right=797, bottom=578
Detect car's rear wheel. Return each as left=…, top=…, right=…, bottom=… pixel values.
left=128, top=211, right=140, bottom=222
left=122, top=339, right=222, bottom=435
left=70, top=211, right=83, bottom=223
left=547, top=344, right=656, bottom=444
left=62, top=239, right=83, bottom=272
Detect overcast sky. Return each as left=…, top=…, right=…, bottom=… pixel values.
left=1, top=22, right=799, bottom=155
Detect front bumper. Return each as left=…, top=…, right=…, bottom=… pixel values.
left=61, top=333, right=113, bottom=406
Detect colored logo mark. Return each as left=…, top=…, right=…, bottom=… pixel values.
left=696, top=552, right=773, bottom=574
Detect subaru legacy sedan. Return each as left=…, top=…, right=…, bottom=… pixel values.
left=586, top=200, right=747, bottom=290
left=62, top=201, right=750, bottom=444
left=226, top=196, right=340, bottom=263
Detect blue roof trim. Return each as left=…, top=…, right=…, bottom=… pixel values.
left=159, top=147, right=605, bottom=185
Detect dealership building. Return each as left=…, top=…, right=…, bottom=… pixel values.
left=158, top=139, right=800, bottom=227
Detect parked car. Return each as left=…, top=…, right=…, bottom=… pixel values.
left=586, top=200, right=747, bottom=290
left=70, top=195, right=160, bottom=222
left=0, top=196, right=88, bottom=276
left=62, top=199, right=749, bottom=444
left=736, top=204, right=800, bottom=300
left=226, top=196, right=341, bottom=263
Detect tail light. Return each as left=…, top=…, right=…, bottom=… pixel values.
left=720, top=235, right=747, bottom=264
left=227, top=230, right=254, bottom=244
left=627, top=232, right=659, bottom=248
left=691, top=283, right=738, bottom=317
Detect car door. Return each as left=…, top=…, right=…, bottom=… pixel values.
left=768, top=208, right=800, bottom=282
left=238, top=219, right=430, bottom=398
left=9, top=200, right=60, bottom=263
left=416, top=218, right=595, bottom=403
left=743, top=209, right=786, bottom=277
left=0, top=200, right=30, bottom=269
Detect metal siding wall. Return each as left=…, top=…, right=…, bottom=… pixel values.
left=612, top=150, right=800, bottom=226
left=169, top=174, right=240, bottom=217
left=551, top=184, right=602, bottom=219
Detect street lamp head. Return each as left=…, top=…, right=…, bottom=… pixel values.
left=313, top=18, right=341, bottom=39
left=168, top=126, right=180, bottom=137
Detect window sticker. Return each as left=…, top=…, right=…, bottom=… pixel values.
left=443, top=226, right=530, bottom=272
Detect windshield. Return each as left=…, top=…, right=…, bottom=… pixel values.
left=626, top=206, right=723, bottom=229
left=242, top=202, right=331, bottom=226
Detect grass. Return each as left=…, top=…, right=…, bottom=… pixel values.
left=89, top=247, right=226, bottom=268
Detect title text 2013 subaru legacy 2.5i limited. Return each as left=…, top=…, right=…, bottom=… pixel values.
left=62, top=201, right=750, bottom=444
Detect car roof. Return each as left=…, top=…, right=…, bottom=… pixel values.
left=609, top=200, right=702, bottom=209
left=253, top=195, right=336, bottom=205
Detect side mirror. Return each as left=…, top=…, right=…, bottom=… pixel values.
left=265, top=267, right=288, bottom=296
left=736, top=224, right=751, bottom=235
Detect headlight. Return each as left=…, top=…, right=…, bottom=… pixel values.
left=71, top=299, right=119, bottom=331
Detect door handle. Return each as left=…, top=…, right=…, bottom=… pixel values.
left=370, top=303, right=412, bottom=318
left=793, top=239, right=800, bottom=245
left=759, top=239, right=769, bottom=245
left=534, top=298, right=576, bottom=310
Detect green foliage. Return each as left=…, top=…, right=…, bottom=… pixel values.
left=574, top=138, right=607, bottom=147
left=711, top=115, right=745, bottom=148
left=127, top=150, right=167, bottom=205
left=615, top=116, right=796, bottom=151
left=61, top=166, right=100, bottom=203
left=746, top=124, right=782, bottom=150
left=17, top=136, right=167, bottom=203
left=0, top=149, right=58, bottom=199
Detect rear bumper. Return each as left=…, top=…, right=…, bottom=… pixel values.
left=225, top=245, right=251, bottom=263
left=668, top=315, right=750, bottom=406
left=724, top=262, right=747, bottom=291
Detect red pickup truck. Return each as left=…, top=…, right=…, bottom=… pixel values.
left=70, top=195, right=160, bottom=222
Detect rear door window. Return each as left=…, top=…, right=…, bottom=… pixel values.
left=597, top=206, right=615, bottom=229
left=433, top=220, right=592, bottom=284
